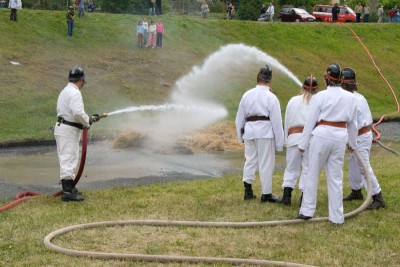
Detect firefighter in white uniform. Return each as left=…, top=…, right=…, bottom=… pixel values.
left=341, top=67, right=385, bottom=210
left=54, top=66, right=101, bottom=202
left=235, top=65, right=284, bottom=203
left=297, top=63, right=358, bottom=224
left=281, top=76, right=319, bottom=206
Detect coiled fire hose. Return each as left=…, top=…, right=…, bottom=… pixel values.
left=0, top=127, right=89, bottom=212
left=43, top=150, right=372, bottom=267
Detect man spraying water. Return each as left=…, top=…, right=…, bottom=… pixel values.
left=54, top=66, right=107, bottom=202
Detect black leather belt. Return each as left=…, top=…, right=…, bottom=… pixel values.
left=246, top=115, right=270, bottom=122
left=57, top=117, right=84, bottom=129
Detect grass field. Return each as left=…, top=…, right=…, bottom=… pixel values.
left=1, top=8, right=400, bottom=267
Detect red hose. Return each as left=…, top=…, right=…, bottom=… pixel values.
left=0, top=128, right=89, bottom=212
left=347, top=27, right=400, bottom=141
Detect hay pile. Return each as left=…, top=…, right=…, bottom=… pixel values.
left=111, top=122, right=243, bottom=153
left=112, top=131, right=148, bottom=149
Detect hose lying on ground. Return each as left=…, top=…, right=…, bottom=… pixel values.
left=0, top=128, right=88, bottom=212
left=43, top=150, right=372, bottom=267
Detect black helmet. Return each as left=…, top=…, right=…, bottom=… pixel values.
left=257, top=64, right=272, bottom=83
left=68, top=66, right=85, bottom=82
left=303, top=75, right=319, bottom=93
left=325, top=63, right=341, bottom=83
left=341, top=67, right=357, bottom=91
left=341, top=67, right=356, bottom=84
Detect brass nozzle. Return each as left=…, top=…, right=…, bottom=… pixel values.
left=98, top=113, right=108, bottom=119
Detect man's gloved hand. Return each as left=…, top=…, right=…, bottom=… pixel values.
left=89, top=114, right=100, bottom=125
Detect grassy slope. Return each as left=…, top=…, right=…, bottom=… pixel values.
left=1, top=9, right=400, bottom=143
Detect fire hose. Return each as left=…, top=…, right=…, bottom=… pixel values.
left=0, top=113, right=108, bottom=212
left=42, top=150, right=372, bottom=267
left=348, top=26, right=400, bottom=156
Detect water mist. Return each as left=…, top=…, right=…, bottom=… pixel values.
left=108, top=43, right=301, bottom=149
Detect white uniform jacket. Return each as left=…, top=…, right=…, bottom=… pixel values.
left=284, top=94, right=309, bottom=147
left=54, top=83, right=90, bottom=138
left=298, top=85, right=358, bottom=150
left=9, top=0, right=22, bottom=9
left=235, top=85, right=284, bottom=151
left=354, top=91, right=373, bottom=130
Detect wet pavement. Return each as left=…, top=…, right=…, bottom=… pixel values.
left=0, top=139, right=245, bottom=200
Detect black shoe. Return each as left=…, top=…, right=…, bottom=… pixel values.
left=282, top=187, right=293, bottom=206
left=296, top=214, right=312, bottom=220
left=343, top=189, right=363, bottom=201
left=61, top=179, right=84, bottom=202
left=260, top=194, right=281, bottom=203
left=61, top=192, right=84, bottom=202
left=367, top=192, right=385, bottom=210
left=243, top=182, right=257, bottom=200
left=72, top=187, right=82, bottom=195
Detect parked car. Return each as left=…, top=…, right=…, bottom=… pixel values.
left=279, top=7, right=316, bottom=22
left=312, top=4, right=356, bottom=23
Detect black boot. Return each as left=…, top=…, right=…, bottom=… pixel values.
left=343, top=189, right=363, bottom=201
left=260, top=194, right=281, bottom=203
left=243, top=182, right=256, bottom=200
left=367, top=192, right=385, bottom=210
left=61, top=179, right=84, bottom=202
left=282, top=187, right=293, bottom=206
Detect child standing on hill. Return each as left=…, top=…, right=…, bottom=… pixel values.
left=156, top=19, right=164, bottom=48
left=136, top=21, right=145, bottom=48
left=147, top=20, right=157, bottom=48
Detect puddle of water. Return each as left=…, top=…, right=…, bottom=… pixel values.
left=0, top=140, right=247, bottom=186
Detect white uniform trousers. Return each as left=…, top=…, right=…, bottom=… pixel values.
left=243, top=138, right=275, bottom=194
left=300, top=135, right=346, bottom=224
left=55, top=134, right=80, bottom=180
left=282, top=146, right=309, bottom=191
left=348, top=131, right=381, bottom=195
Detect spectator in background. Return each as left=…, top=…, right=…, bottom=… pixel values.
left=87, top=1, right=95, bottom=12
left=156, top=19, right=164, bottom=48
left=266, top=2, right=275, bottom=22
left=363, top=3, right=370, bottom=22
left=260, top=3, right=267, bottom=15
left=377, top=5, right=384, bottom=23
left=227, top=1, right=234, bottom=19
left=142, top=17, right=148, bottom=47
left=9, top=0, right=22, bottom=22
left=201, top=1, right=209, bottom=19
left=77, top=0, right=84, bottom=18
left=230, top=4, right=236, bottom=19
left=394, top=6, right=399, bottom=23
left=0, top=0, right=6, bottom=8
left=66, top=5, right=75, bottom=36
left=332, top=3, right=340, bottom=23
left=147, top=20, right=156, bottom=48
left=388, top=7, right=395, bottom=22
left=149, top=0, right=155, bottom=16
left=354, top=2, right=363, bottom=22
left=136, top=21, right=145, bottom=48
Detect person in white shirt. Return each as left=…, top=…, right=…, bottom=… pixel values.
left=266, top=2, right=275, bottom=21
left=142, top=17, right=149, bottom=47
left=341, top=67, right=385, bottom=210
left=281, top=76, right=319, bottom=206
left=297, top=63, right=358, bottom=224
left=8, top=0, right=22, bottom=22
left=55, top=66, right=102, bottom=202
left=235, top=65, right=284, bottom=203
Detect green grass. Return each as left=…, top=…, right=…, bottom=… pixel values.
left=1, top=9, right=400, bottom=143
left=1, top=144, right=399, bottom=266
